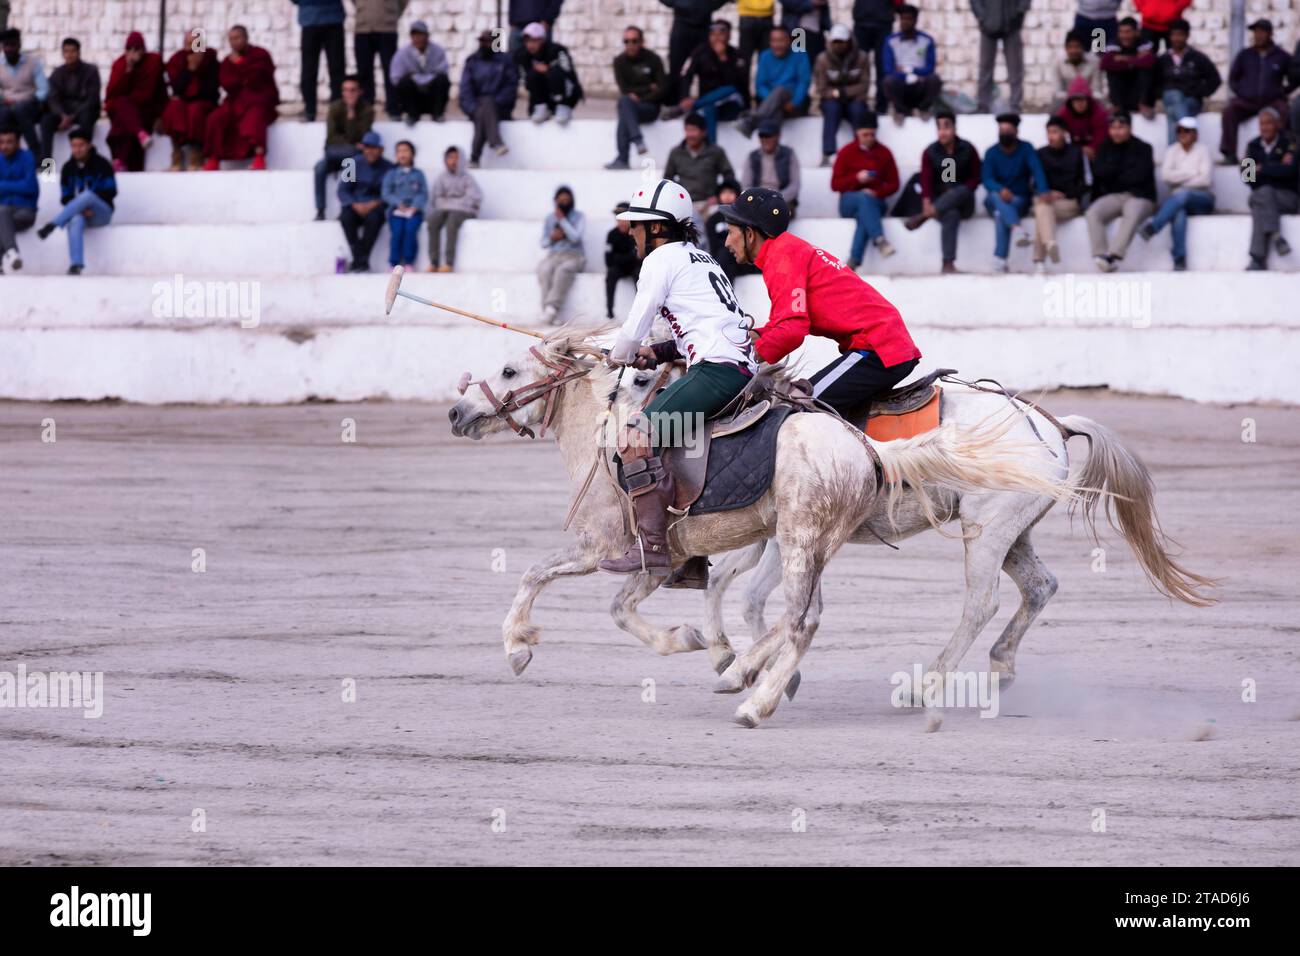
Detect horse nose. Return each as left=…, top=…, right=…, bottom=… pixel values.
left=448, top=405, right=461, bottom=426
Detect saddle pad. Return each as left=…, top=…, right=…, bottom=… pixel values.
left=865, top=385, right=942, bottom=442
left=689, top=404, right=795, bottom=516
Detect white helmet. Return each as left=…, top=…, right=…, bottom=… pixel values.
left=617, top=179, right=694, bottom=224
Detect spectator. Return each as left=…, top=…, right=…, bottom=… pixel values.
left=353, top=0, right=407, bottom=119
left=981, top=112, right=1046, bottom=272
left=538, top=184, right=586, bottom=325
left=815, top=23, right=870, bottom=165
left=972, top=0, right=1029, bottom=115
left=1056, top=76, right=1108, bottom=160
left=389, top=20, right=450, bottom=125
left=35, top=127, right=115, bottom=275
left=738, top=0, right=776, bottom=66
left=1100, top=17, right=1156, bottom=117
left=905, top=109, right=980, bottom=274
left=40, top=38, right=100, bottom=165
left=831, top=111, right=898, bottom=268
left=660, top=0, right=728, bottom=106
left=853, top=0, right=897, bottom=113
left=1244, top=107, right=1297, bottom=271
left=781, top=0, right=832, bottom=66
left=426, top=145, right=481, bottom=273
left=203, top=26, right=279, bottom=171
left=508, top=1, right=564, bottom=53
left=605, top=26, right=665, bottom=169
left=604, top=200, right=641, bottom=319
left=745, top=118, right=799, bottom=214
left=1219, top=19, right=1292, bottom=165
left=1053, top=29, right=1101, bottom=111
left=881, top=5, right=940, bottom=123
left=459, top=30, right=517, bottom=169
left=515, top=21, right=583, bottom=126
left=291, top=0, right=345, bottom=122
left=664, top=112, right=736, bottom=225
left=1086, top=111, right=1156, bottom=272
left=161, top=32, right=219, bottom=171
left=0, top=124, right=36, bottom=272
left=337, top=129, right=392, bottom=272
left=1032, top=115, right=1086, bottom=273
left=738, top=25, right=811, bottom=137
left=1137, top=115, right=1212, bottom=271
left=1291, top=39, right=1300, bottom=140
left=1133, top=0, right=1190, bottom=55
left=382, top=139, right=427, bottom=268
left=678, top=20, right=748, bottom=144
left=706, top=179, right=758, bottom=280
left=314, top=74, right=373, bottom=220
left=104, top=32, right=166, bottom=173
left=1073, top=0, right=1120, bottom=50
left=1154, top=19, right=1219, bottom=145
left=0, top=28, right=47, bottom=158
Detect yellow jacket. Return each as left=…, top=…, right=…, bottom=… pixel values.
left=737, top=0, right=776, bottom=17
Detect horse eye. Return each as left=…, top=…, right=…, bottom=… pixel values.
left=633, top=374, right=650, bottom=388
left=502, top=367, right=516, bottom=379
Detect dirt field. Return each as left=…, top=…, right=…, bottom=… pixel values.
left=1, top=391, right=1297, bottom=866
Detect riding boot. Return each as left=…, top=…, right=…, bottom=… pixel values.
left=663, top=555, right=709, bottom=589
left=598, top=456, right=674, bottom=575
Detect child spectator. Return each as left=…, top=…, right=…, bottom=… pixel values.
left=382, top=139, right=428, bottom=268
left=706, top=179, right=758, bottom=280
left=1056, top=76, right=1108, bottom=160
left=427, top=145, right=482, bottom=273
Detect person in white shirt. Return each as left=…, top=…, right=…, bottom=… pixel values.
left=1138, top=115, right=1213, bottom=271
left=600, top=178, right=756, bottom=583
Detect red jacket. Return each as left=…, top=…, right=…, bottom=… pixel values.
left=1056, top=77, right=1109, bottom=152
left=830, top=139, right=899, bottom=199
left=752, top=232, right=921, bottom=368
left=1134, top=0, right=1193, bottom=33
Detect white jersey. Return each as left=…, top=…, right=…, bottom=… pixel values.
left=613, top=242, right=756, bottom=371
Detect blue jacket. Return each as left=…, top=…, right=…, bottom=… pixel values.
left=338, top=153, right=395, bottom=205
left=459, top=50, right=518, bottom=116
left=60, top=146, right=117, bottom=210
left=382, top=164, right=429, bottom=209
left=882, top=29, right=938, bottom=78
left=756, top=48, right=811, bottom=108
left=290, top=0, right=346, bottom=27
left=0, top=147, right=39, bottom=209
left=981, top=140, right=1047, bottom=200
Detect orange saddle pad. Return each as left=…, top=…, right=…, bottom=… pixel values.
left=865, top=385, right=943, bottom=441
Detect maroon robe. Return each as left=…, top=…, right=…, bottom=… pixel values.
left=204, top=45, right=280, bottom=161
left=160, top=47, right=220, bottom=149
left=105, top=51, right=168, bottom=170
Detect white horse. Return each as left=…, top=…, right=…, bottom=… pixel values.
left=447, top=326, right=1080, bottom=727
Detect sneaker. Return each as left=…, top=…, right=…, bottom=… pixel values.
left=433, top=113, right=446, bottom=123
left=820, top=154, right=833, bottom=167
left=1034, top=260, right=1047, bottom=275
left=889, top=106, right=903, bottom=127
left=873, top=236, right=895, bottom=257
left=1014, top=227, right=1031, bottom=248
left=468, top=158, right=480, bottom=169
left=405, top=114, right=417, bottom=128
left=1138, top=222, right=1155, bottom=241
left=2, top=248, right=20, bottom=272
left=1093, top=254, right=1110, bottom=272
left=530, top=104, right=551, bottom=123
left=904, top=213, right=926, bottom=231
left=313, top=210, right=325, bottom=222
left=494, top=144, right=509, bottom=157
left=1047, top=241, right=1060, bottom=264
left=846, top=257, right=862, bottom=271
left=426, top=264, right=438, bottom=273
left=1218, top=151, right=1237, bottom=166
left=604, top=158, right=630, bottom=170
left=1173, top=257, right=1187, bottom=272
left=661, top=105, right=684, bottom=121
left=67, top=264, right=83, bottom=275
left=941, top=261, right=960, bottom=275
left=993, top=256, right=1009, bottom=274
left=634, top=139, right=648, bottom=156
left=37, top=223, right=55, bottom=240
left=735, top=117, right=754, bottom=138
left=1246, top=256, right=1267, bottom=271
left=1276, top=236, right=1292, bottom=256
left=555, top=104, right=573, bottom=126
left=250, top=153, right=267, bottom=170
left=438, top=264, right=453, bottom=273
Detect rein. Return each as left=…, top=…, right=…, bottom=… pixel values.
left=458, top=345, right=592, bottom=439
left=939, top=374, right=1074, bottom=458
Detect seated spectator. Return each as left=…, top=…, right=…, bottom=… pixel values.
left=739, top=0, right=775, bottom=65
left=881, top=5, right=940, bottom=123
left=507, top=0, right=561, bottom=53
left=1244, top=107, right=1297, bottom=271
left=40, top=38, right=100, bottom=164
left=831, top=111, right=898, bottom=268
left=0, top=28, right=47, bottom=158
left=35, top=127, right=115, bottom=275
left=459, top=30, right=517, bottom=169
left=538, top=185, right=586, bottom=325
left=1219, top=19, right=1292, bottom=165
left=1155, top=19, right=1220, bottom=145
left=744, top=118, right=799, bottom=215
left=427, top=145, right=482, bottom=273
left=781, top=0, right=832, bottom=65
left=0, top=124, right=37, bottom=272
left=389, top=20, right=450, bottom=125
left=664, top=112, right=736, bottom=226
left=1074, top=1, right=1121, bottom=51
left=737, top=25, right=810, bottom=137
left=104, top=32, right=167, bottom=172
left=314, top=74, right=373, bottom=221
left=1137, top=115, right=1211, bottom=270
left=605, top=26, right=665, bottom=169
left=203, top=26, right=279, bottom=171
left=1056, top=76, right=1108, bottom=161
left=1134, top=0, right=1190, bottom=54
left=973, top=0, right=1029, bottom=114
left=161, top=31, right=219, bottom=171
left=381, top=139, right=427, bottom=268
left=1086, top=111, right=1156, bottom=271
left=982, top=112, right=1045, bottom=272
left=706, top=179, right=758, bottom=281
left=1032, top=115, right=1087, bottom=273
left=814, top=23, right=870, bottom=165
left=678, top=20, right=748, bottom=145
left=515, top=21, right=582, bottom=126
left=604, top=200, right=641, bottom=319
left=905, top=109, right=981, bottom=274
left=1053, top=30, right=1101, bottom=111
left=1100, top=17, right=1156, bottom=118
left=337, top=130, right=392, bottom=272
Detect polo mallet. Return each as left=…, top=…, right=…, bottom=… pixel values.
left=383, top=265, right=544, bottom=339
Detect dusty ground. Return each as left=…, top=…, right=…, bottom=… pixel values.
left=0, top=391, right=1297, bottom=866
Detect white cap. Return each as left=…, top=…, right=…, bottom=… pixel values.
left=522, top=22, right=547, bottom=39
left=617, top=179, right=695, bottom=224
left=829, top=24, right=852, bottom=43
left=1176, top=116, right=1198, bottom=131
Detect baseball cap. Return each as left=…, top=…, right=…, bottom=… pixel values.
left=757, top=118, right=781, bottom=137
left=361, top=131, right=383, bottom=147
left=522, top=22, right=547, bottom=39
left=1248, top=18, right=1273, bottom=32
left=1176, top=116, right=1198, bottom=131
left=409, top=20, right=429, bottom=35
left=829, top=24, right=852, bottom=43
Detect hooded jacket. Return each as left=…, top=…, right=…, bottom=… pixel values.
left=1055, top=76, right=1109, bottom=153
left=814, top=38, right=870, bottom=102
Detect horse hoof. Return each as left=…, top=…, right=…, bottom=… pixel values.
left=507, top=647, right=532, bottom=676
left=784, top=670, right=802, bottom=702
left=673, top=624, right=707, bottom=651
left=990, top=660, right=1016, bottom=691
left=734, top=705, right=761, bottom=728
left=712, top=650, right=736, bottom=676
left=924, top=712, right=943, bottom=733
left=713, top=673, right=744, bottom=695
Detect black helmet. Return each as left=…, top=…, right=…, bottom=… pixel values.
left=718, top=187, right=790, bottom=238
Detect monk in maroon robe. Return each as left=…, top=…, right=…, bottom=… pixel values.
left=203, top=25, right=279, bottom=170
left=160, top=32, right=219, bottom=170
left=104, top=31, right=167, bottom=172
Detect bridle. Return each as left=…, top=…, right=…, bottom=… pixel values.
left=457, top=346, right=593, bottom=439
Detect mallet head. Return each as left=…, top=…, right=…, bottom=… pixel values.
left=384, top=265, right=405, bottom=315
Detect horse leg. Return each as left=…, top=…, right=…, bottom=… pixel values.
left=988, top=528, right=1058, bottom=688
left=742, top=538, right=783, bottom=643
left=701, top=543, right=767, bottom=674
left=503, top=545, right=600, bottom=675
left=610, top=572, right=713, bottom=658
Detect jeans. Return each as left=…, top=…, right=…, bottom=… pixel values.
left=1072, top=15, right=1117, bottom=50
left=983, top=191, right=1030, bottom=259
left=977, top=30, right=1024, bottom=113
left=355, top=32, right=399, bottom=116
left=387, top=209, right=423, bottom=266
left=615, top=95, right=659, bottom=162
left=839, top=191, right=886, bottom=262
left=52, top=191, right=113, bottom=267
left=693, top=84, right=744, bottom=142
left=1161, top=89, right=1202, bottom=144
left=314, top=143, right=355, bottom=214
left=820, top=96, right=869, bottom=158
left=932, top=185, right=975, bottom=263
left=1147, top=188, right=1213, bottom=261
left=301, top=23, right=346, bottom=119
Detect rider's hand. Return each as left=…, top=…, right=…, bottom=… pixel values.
left=631, top=346, right=658, bottom=370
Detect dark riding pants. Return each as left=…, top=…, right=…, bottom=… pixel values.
left=809, top=349, right=918, bottom=417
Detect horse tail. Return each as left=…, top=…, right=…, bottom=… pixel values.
left=1056, top=414, right=1217, bottom=607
